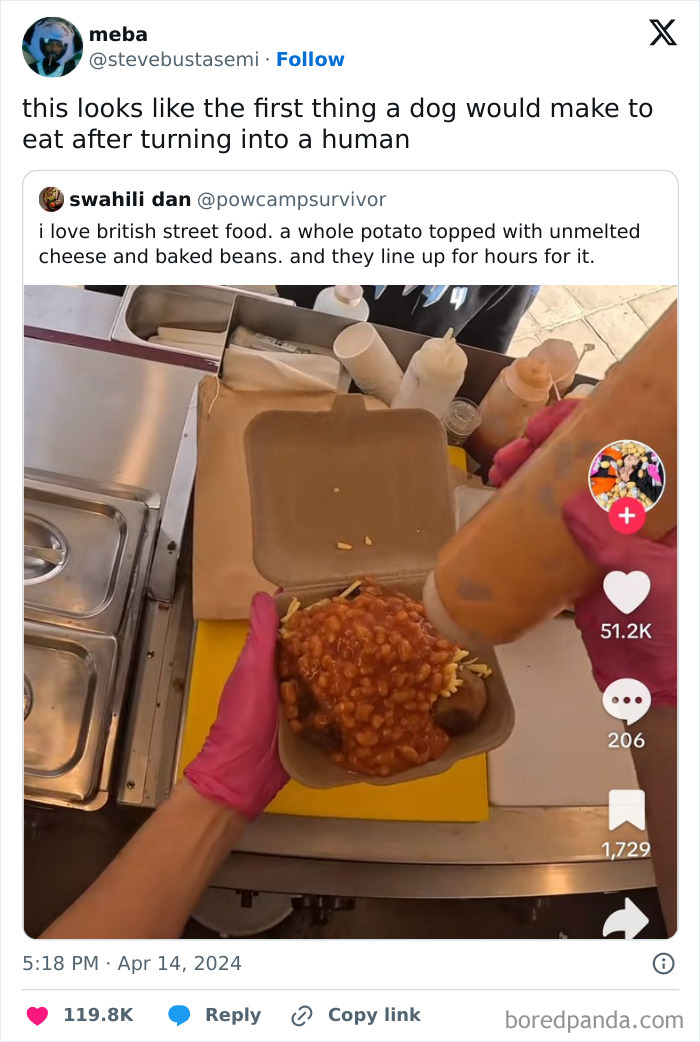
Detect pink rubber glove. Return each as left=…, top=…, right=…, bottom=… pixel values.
left=489, top=398, right=580, bottom=487
left=185, top=593, right=289, bottom=818
left=563, top=491, right=677, bottom=706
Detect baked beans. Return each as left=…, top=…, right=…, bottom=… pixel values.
left=278, top=580, right=462, bottom=777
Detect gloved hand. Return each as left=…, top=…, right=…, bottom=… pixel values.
left=563, top=491, right=676, bottom=706
left=185, top=593, right=289, bottom=818
left=489, top=398, right=580, bottom=488
left=489, top=400, right=676, bottom=706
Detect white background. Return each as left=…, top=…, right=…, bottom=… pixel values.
left=1, top=1, right=698, bottom=1040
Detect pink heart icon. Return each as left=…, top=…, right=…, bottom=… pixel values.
left=27, top=1008, right=48, bottom=1026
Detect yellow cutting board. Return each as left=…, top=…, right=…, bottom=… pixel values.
left=178, top=446, right=489, bottom=822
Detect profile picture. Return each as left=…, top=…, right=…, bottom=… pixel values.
left=39, top=187, right=64, bottom=212
left=589, top=441, right=665, bottom=512
left=23, top=17, right=83, bottom=77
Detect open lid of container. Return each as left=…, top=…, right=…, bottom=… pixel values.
left=245, top=395, right=455, bottom=592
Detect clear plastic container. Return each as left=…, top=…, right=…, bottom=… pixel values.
left=423, top=303, right=677, bottom=647
left=313, top=285, right=370, bottom=320
left=391, top=328, right=467, bottom=418
left=443, top=398, right=481, bottom=446
left=466, top=357, right=552, bottom=467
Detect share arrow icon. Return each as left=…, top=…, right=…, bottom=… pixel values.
left=602, top=898, right=650, bottom=939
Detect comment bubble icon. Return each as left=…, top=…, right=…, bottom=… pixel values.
left=602, top=679, right=651, bottom=725
left=168, top=1005, right=190, bottom=1027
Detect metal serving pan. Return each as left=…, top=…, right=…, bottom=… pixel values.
left=24, top=479, right=147, bottom=635
left=24, top=622, right=118, bottom=805
left=110, top=285, right=293, bottom=364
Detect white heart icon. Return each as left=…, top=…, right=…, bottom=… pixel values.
left=603, top=571, right=651, bottom=615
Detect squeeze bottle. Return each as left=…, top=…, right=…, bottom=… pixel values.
left=466, top=357, right=552, bottom=467
left=313, top=285, right=370, bottom=321
left=391, top=328, right=468, bottom=418
left=423, top=303, right=677, bottom=647
left=529, top=338, right=579, bottom=395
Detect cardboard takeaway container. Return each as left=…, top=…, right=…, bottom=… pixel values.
left=245, top=395, right=514, bottom=787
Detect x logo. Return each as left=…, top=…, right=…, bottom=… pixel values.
left=650, top=18, right=676, bottom=45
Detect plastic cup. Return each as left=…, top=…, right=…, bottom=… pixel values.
left=442, top=398, right=482, bottom=446
left=333, top=323, right=404, bottom=405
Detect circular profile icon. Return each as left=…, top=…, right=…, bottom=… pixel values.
left=589, top=440, right=665, bottom=513
left=39, top=187, right=64, bottom=212
left=23, top=18, right=83, bottom=77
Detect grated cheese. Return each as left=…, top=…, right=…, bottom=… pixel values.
left=338, top=579, right=362, bottom=599
left=280, top=597, right=301, bottom=625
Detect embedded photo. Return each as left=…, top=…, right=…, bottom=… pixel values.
left=23, top=283, right=677, bottom=941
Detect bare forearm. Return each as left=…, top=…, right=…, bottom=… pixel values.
left=629, top=705, right=677, bottom=935
left=43, top=782, right=246, bottom=939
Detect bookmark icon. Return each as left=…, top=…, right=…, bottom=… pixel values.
left=609, top=789, right=646, bottom=831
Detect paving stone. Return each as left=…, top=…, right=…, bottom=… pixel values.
left=507, top=336, right=541, bottom=358
left=528, top=285, right=581, bottom=327
left=629, top=286, right=678, bottom=328
left=513, top=311, right=541, bottom=339
left=586, top=303, right=649, bottom=359
left=566, top=286, right=663, bottom=310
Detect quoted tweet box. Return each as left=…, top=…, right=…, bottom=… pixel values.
left=23, top=170, right=677, bottom=286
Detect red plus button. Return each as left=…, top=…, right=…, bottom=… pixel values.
left=608, top=499, right=646, bottom=534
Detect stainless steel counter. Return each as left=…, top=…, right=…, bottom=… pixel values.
left=25, top=336, right=201, bottom=505
left=25, top=285, right=123, bottom=343
left=226, top=808, right=654, bottom=899
left=24, top=314, right=202, bottom=809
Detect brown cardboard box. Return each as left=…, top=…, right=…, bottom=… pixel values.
left=194, top=381, right=388, bottom=619
left=245, top=396, right=514, bottom=787
left=194, top=378, right=337, bottom=619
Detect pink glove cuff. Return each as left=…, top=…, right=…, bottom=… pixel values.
left=184, top=762, right=285, bottom=821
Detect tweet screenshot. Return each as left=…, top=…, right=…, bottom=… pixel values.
left=0, top=0, right=696, bottom=1039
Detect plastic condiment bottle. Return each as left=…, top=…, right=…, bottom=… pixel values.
left=530, top=338, right=579, bottom=395
left=313, top=285, right=370, bottom=320
left=391, top=328, right=468, bottom=417
left=466, top=357, right=552, bottom=467
left=423, top=303, right=677, bottom=648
